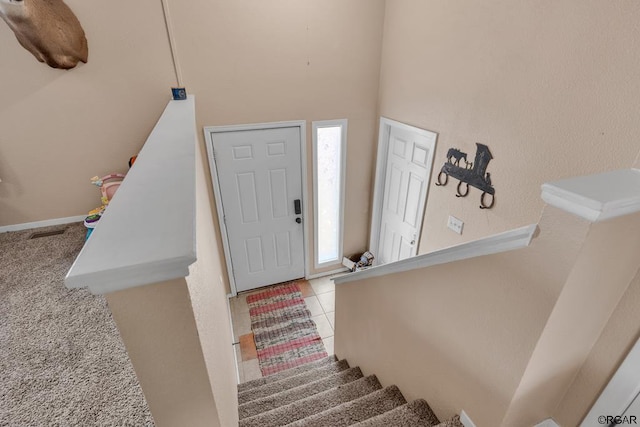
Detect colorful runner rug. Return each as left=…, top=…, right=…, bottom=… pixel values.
left=247, top=281, right=328, bottom=376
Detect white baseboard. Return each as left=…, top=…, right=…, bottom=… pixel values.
left=535, top=419, right=560, bottom=427
left=306, top=267, right=349, bottom=280
left=0, top=215, right=86, bottom=233
left=460, top=410, right=477, bottom=427
left=225, top=292, right=242, bottom=385
left=460, top=410, right=559, bottom=427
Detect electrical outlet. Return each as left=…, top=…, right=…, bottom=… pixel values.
left=447, top=215, right=464, bottom=234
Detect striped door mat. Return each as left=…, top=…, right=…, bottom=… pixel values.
left=247, top=281, right=328, bottom=376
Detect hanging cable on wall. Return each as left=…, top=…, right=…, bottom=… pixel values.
left=160, top=0, right=186, bottom=97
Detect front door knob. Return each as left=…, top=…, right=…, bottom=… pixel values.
left=296, top=217, right=302, bottom=224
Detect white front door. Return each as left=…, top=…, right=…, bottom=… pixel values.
left=209, top=126, right=305, bottom=292
left=372, top=119, right=437, bottom=265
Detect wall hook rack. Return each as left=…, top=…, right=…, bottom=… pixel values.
left=435, top=143, right=496, bottom=209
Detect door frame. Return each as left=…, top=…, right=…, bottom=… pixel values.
left=369, top=117, right=437, bottom=264
left=203, top=120, right=309, bottom=296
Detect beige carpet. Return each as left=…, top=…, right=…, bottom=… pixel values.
left=0, top=223, right=153, bottom=426
left=236, top=355, right=463, bottom=427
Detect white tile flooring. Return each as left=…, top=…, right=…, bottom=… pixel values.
left=229, top=275, right=336, bottom=383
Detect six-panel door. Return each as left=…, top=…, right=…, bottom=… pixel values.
left=378, top=126, right=433, bottom=264
left=212, top=127, right=305, bottom=292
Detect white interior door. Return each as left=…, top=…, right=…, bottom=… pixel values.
left=371, top=119, right=437, bottom=265
left=210, top=126, right=305, bottom=292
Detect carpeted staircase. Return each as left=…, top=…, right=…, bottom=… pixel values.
left=238, top=355, right=464, bottom=427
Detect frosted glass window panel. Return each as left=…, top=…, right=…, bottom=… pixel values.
left=317, top=126, right=341, bottom=263
left=315, top=124, right=345, bottom=265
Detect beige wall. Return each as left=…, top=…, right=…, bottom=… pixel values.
left=1, top=0, right=385, bottom=277
left=555, top=268, right=640, bottom=426
left=166, top=0, right=386, bottom=274
left=336, top=206, right=640, bottom=426
left=106, top=278, right=221, bottom=427
left=335, top=206, right=591, bottom=426
left=501, top=212, right=640, bottom=426
left=0, top=0, right=176, bottom=225
left=186, top=140, right=239, bottom=426
left=378, top=0, right=640, bottom=253
left=7, top=0, right=638, bottom=272
left=103, top=143, right=238, bottom=427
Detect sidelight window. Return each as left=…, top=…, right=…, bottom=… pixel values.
left=312, top=119, right=347, bottom=268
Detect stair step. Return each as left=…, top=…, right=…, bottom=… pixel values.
left=287, top=385, right=407, bottom=427
left=434, top=415, right=465, bottom=427
left=237, top=355, right=337, bottom=393
left=352, top=399, right=440, bottom=426
left=238, top=359, right=350, bottom=405
left=239, top=375, right=382, bottom=427
left=239, top=367, right=364, bottom=419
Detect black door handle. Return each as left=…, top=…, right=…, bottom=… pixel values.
left=294, top=199, right=302, bottom=215
left=296, top=218, right=302, bottom=224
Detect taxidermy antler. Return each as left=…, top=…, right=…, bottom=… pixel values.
left=0, top=0, right=88, bottom=69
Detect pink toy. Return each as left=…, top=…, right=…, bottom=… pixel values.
left=84, top=173, right=126, bottom=236
left=90, top=173, right=126, bottom=205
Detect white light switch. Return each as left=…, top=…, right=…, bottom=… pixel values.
left=447, top=215, right=464, bottom=234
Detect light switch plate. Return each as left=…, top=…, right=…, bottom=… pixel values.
left=447, top=215, right=464, bottom=234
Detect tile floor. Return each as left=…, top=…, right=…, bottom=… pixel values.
left=229, top=275, right=336, bottom=384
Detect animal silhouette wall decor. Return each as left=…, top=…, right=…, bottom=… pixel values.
left=435, top=143, right=496, bottom=209
left=0, top=0, right=88, bottom=69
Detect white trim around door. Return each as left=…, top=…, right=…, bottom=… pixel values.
left=369, top=117, right=437, bottom=265
left=204, top=121, right=309, bottom=296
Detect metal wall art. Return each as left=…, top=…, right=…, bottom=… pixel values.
left=435, top=143, right=496, bottom=209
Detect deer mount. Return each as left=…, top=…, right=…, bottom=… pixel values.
left=0, top=0, right=88, bottom=69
